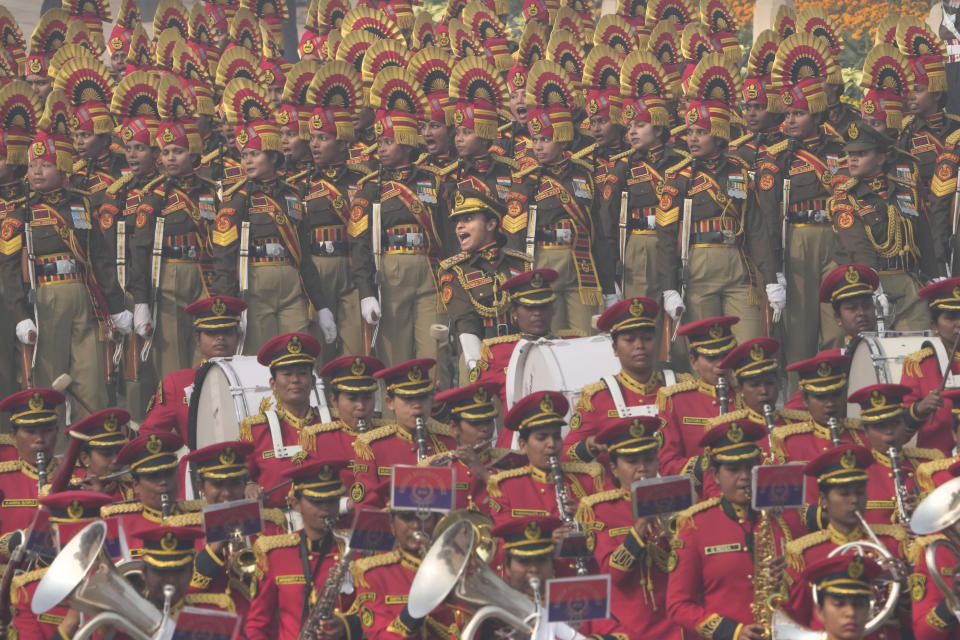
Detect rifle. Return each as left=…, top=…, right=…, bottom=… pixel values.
left=951, top=168, right=960, bottom=276
left=618, top=189, right=628, bottom=292
left=237, top=215, right=251, bottom=355
left=525, top=168, right=543, bottom=261
left=116, top=211, right=138, bottom=382
left=672, top=160, right=695, bottom=343
left=21, top=222, right=38, bottom=385
left=140, top=202, right=166, bottom=363
left=370, top=164, right=384, bottom=349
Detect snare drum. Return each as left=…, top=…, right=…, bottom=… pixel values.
left=847, top=332, right=947, bottom=417
left=503, top=335, right=620, bottom=447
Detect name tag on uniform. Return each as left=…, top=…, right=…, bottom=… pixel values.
left=276, top=575, right=306, bottom=585
left=682, top=416, right=709, bottom=425
left=70, top=204, right=91, bottom=230
left=385, top=595, right=408, bottom=605
left=607, top=526, right=632, bottom=537
left=2, top=499, right=37, bottom=507
left=512, top=509, right=549, bottom=517
left=704, top=543, right=743, bottom=555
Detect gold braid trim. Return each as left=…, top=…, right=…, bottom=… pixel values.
left=561, top=461, right=604, bottom=493
left=263, top=508, right=288, bottom=531
left=184, top=592, right=236, bottom=613
left=575, top=488, right=628, bottom=525
left=101, top=502, right=144, bottom=517
left=655, top=379, right=699, bottom=411
left=576, top=380, right=608, bottom=412
left=480, top=334, right=521, bottom=360
left=486, top=465, right=533, bottom=498
left=905, top=446, right=945, bottom=463
left=221, top=178, right=248, bottom=200
left=0, top=460, right=22, bottom=473
left=452, top=263, right=509, bottom=318
left=916, top=457, right=956, bottom=493
left=300, top=420, right=348, bottom=452
left=240, top=414, right=267, bottom=442
left=778, top=408, right=811, bottom=422
left=674, top=497, right=720, bottom=532
left=253, top=533, right=300, bottom=572
left=903, top=347, right=934, bottom=379
left=908, top=533, right=946, bottom=565
left=164, top=512, right=202, bottom=526
left=353, top=425, right=397, bottom=461
left=786, top=530, right=831, bottom=573
left=11, top=567, right=46, bottom=605
left=351, top=550, right=400, bottom=589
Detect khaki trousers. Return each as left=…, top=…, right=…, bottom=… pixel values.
left=35, top=281, right=107, bottom=419
left=243, top=263, right=311, bottom=356
left=535, top=247, right=599, bottom=335
left=880, top=271, right=928, bottom=331
left=152, top=261, right=205, bottom=380
left=784, top=225, right=841, bottom=367
left=309, top=255, right=361, bottom=362
left=623, top=232, right=659, bottom=300
left=683, top=245, right=762, bottom=343
left=376, top=253, right=443, bottom=367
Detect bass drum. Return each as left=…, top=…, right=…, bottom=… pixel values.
left=503, top=335, right=620, bottom=447
left=187, top=355, right=332, bottom=450
left=847, top=331, right=946, bottom=417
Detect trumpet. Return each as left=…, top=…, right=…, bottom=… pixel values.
left=887, top=446, right=910, bottom=524
left=35, top=450, right=47, bottom=492
left=826, top=417, right=842, bottom=447
left=716, top=375, right=729, bottom=415
left=762, top=404, right=777, bottom=463
left=415, top=416, right=428, bottom=463
left=428, top=439, right=492, bottom=466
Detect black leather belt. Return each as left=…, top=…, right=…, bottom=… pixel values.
left=787, top=210, right=830, bottom=224
left=37, top=259, right=81, bottom=276
left=481, top=323, right=512, bottom=339
left=690, top=231, right=735, bottom=245
left=877, top=256, right=915, bottom=272
left=252, top=242, right=288, bottom=258
left=311, top=241, right=349, bottom=256
left=535, top=228, right=573, bottom=244
left=386, top=232, right=425, bottom=248
left=161, top=246, right=199, bottom=260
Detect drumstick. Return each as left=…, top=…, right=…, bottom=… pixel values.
left=263, top=479, right=293, bottom=496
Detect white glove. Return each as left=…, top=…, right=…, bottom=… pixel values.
left=316, top=308, right=337, bottom=343
left=110, top=310, right=133, bottom=336
left=663, top=290, right=685, bottom=321
left=766, top=282, right=787, bottom=322
left=133, top=303, right=151, bottom=338
left=602, top=293, right=621, bottom=310
left=459, top=333, right=483, bottom=370
left=360, top=296, right=381, bottom=324
left=874, top=284, right=890, bottom=318
left=15, top=319, right=36, bottom=345
left=776, top=272, right=786, bottom=288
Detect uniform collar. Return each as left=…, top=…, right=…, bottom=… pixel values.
left=923, top=111, right=944, bottom=133
left=383, top=165, right=412, bottom=182
left=477, top=241, right=499, bottom=261
left=697, top=379, right=718, bottom=397
left=305, top=534, right=330, bottom=553
left=467, top=154, right=492, bottom=173
left=812, top=420, right=834, bottom=441
left=317, top=164, right=346, bottom=180
left=37, top=188, right=65, bottom=205
left=699, top=153, right=723, bottom=172
left=142, top=503, right=165, bottom=522
left=720, top=496, right=754, bottom=522
left=544, top=159, right=569, bottom=176
left=0, top=181, right=22, bottom=200
left=250, top=177, right=279, bottom=195
left=275, top=399, right=318, bottom=429
left=616, top=370, right=662, bottom=395
left=641, top=143, right=664, bottom=165
left=399, top=548, right=421, bottom=572
left=529, top=464, right=551, bottom=484
left=826, top=522, right=864, bottom=545
left=871, top=447, right=892, bottom=468
left=19, top=456, right=54, bottom=480
left=134, top=170, right=159, bottom=187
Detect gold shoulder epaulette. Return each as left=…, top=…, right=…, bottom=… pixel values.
left=346, top=163, right=368, bottom=174
left=557, top=329, right=587, bottom=338
left=104, top=172, right=136, bottom=196
left=491, top=153, right=519, bottom=169
left=487, top=464, right=533, bottom=498
left=571, top=157, right=593, bottom=171
left=902, top=347, right=935, bottom=379
left=101, top=502, right=144, bottom=517
left=786, top=530, right=830, bottom=572
left=72, top=159, right=87, bottom=173
left=415, top=152, right=430, bottom=165
left=575, top=488, right=627, bottom=525
left=570, top=143, right=597, bottom=160
left=655, top=378, right=699, bottom=410
left=426, top=418, right=454, bottom=437
left=770, top=421, right=813, bottom=440
left=11, top=566, right=46, bottom=605
left=502, top=248, right=533, bottom=262
left=905, top=446, right=944, bottom=462
left=199, top=147, right=223, bottom=165
left=916, top=456, right=955, bottom=492
left=253, top=532, right=301, bottom=571
left=665, top=156, right=692, bottom=176
left=179, top=499, right=203, bottom=512
left=351, top=550, right=400, bottom=588
left=674, top=496, right=721, bottom=531
left=946, top=128, right=960, bottom=149
left=908, top=533, right=946, bottom=565
left=0, top=460, right=20, bottom=473
left=164, top=512, right=202, bottom=527
left=609, top=148, right=633, bottom=163
left=440, top=251, right=470, bottom=270
left=300, top=420, right=349, bottom=451
left=670, top=123, right=687, bottom=137
left=353, top=424, right=397, bottom=461
left=512, top=163, right=538, bottom=180
left=0, top=433, right=11, bottom=446
left=561, top=460, right=603, bottom=479
left=434, top=160, right=461, bottom=177
left=575, top=380, right=609, bottom=412
left=184, top=592, right=235, bottom=613
left=287, top=168, right=310, bottom=183
left=140, top=174, right=165, bottom=195
left=778, top=408, right=811, bottom=422
left=872, top=523, right=907, bottom=542
left=221, top=177, right=247, bottom=200
left=263, top=507, right=287, bottom=530
left=356, top=171, right=379, bottom=187
left=765, top=139, right=789, bottom=157
left=240, top=413, right=267, bottom=441
left=480, top=333, right=521, bottom=360
left=708, top=408, right=751, bottom=427
left=902, top=114, right=916, bottom=129
left=729, top=131, right=753, bottom=149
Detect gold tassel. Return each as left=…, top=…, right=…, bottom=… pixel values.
left=352, top=437, right=375, bottom=461
left=240, top=420, right=253, bottom=442
left=299, top=427, right=316, bottom=452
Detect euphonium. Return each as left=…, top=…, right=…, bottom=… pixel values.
left=415, top=416, right=428, bottom=463
left=887, top=446, right=910, bottom=523
left=751, top=509, right=783, bottom=635
left=910, top=475, right=960, bottom=621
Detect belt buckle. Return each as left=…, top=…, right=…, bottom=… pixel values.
left=265, top=243, right=283, bottom=258
left=186, top=246, right=197, bottom=260
left=555, top=228, right=572, bottom=244
left=56, top=258, right=74, bottom=274
left=323, top=241, right=335, bottom=254
left=497, top=323, right=510, bottom=336
left=406, top=233, right=422, bottom=248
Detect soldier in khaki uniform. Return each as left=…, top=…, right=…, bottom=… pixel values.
left=755, top=34, right=846, bottom=372
left=729, top=29, right=785, bottom=171
left=656, top=54, right=777, bottom=345
left=130, top=74, right=217, bottom=381
left=303, top=60, right=369, bottom=359
left=2, top=91, right=131, bottom=417
left=349, top=68, right=447, bottom=366
left=502, top=60, right=612, bottom=333
left=213, top=78, right=335, bottom=354
left=830, top=121, right=936, bottom=330
left=439, top=188, right=531, bottom=378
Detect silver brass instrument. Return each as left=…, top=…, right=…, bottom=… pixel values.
left=35, top=450, right=47, bottom=492
left=299, top=526, right=352, bottom=640
left=428, top=439, right=491, bottom=467
left=160, top=493, right=171, bottom=520
left=716, top=375, right=728, bottom=415
left=32, top=521, right=166, bottom=640
left=826, top=417, right=842, bottom=447
left=762, top=404, right=777, bottom=463
left=407, top=518, right=542, bottom=640
left=415, top=416, right=428, bottom=463
left=227, top=529, right=257, bottom=595
left=549, top=455, right=588, bottom=576
left=529, top=577, right=542, bottom=608
left=887, top=446, right=910, bottom=523
left=433, top=510, right=498, bottom=565
left=356, top=417, right=369, bottom=434
left=910, top=475, right=960, bottom=620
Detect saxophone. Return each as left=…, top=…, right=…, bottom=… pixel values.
left=299, top=521, right=351, bottom=640
left=750, top=507, right=783, bottom=636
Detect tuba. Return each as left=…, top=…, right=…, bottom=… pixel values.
left=32, top=520, right=166, bottom=640
left=910, top=475, right=960, bottom=620
left=407, top=518, right=545, bottom=640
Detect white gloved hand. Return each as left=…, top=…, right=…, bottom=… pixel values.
left=766, top=282, right=787, bottom=322
left=316, top=308, right=337, bottom=343
left=133, top=303, right=151, bottom=338
left=15, top=319, right=36, bottom=345
left=459, top=333, right=483, bottom=370
left=874, top=284, right=890, bottom=318
left=663, top=290, right=685, bottom=321
left=360, top=296, right=381, bottom=324
left=776, top=272, right=786, bottom=288
left=110, top=310, right=133, bottom=336
left=602, top=293, right=621, bottom=310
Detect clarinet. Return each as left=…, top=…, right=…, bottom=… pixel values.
left=716, top=375, right=729, bottom=415
left=356, top=417, right=369, bottom=434
left=35, top=451, right=47, bottom=492
left=887, top=446, right=910, bottom=523
left=415, top=416, right=428, bottom=463
left=160, top=492, right=171, bottom=520
left=762, top=404, right=777, bottom=463
left=549, top=455, right=588, bottom=576
left=827, top=417, right=842, bottom=447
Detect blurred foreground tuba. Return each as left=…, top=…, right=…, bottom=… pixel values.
left=911, top=474, right=960, bottom=620
left=407, top=518, right=546, bottom=640
left=32, top=520, right=166, bottom=640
